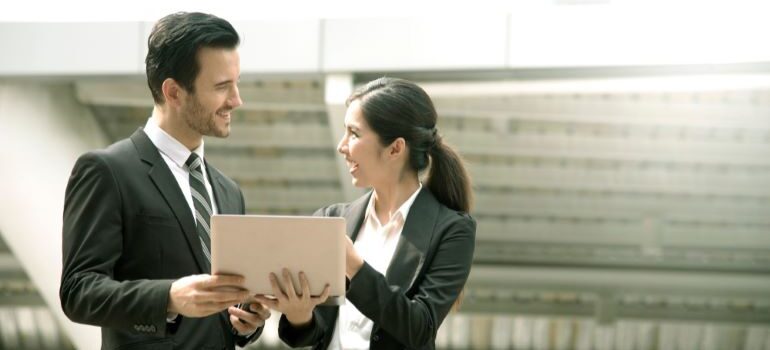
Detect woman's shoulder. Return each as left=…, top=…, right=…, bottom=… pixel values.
left=420, top=189, right=476, bottom=232
left=312, top=202, right=348, bottom=217
left=436, top=203, right=476, bottom=230
left=312, top=191, right=372, bottom=217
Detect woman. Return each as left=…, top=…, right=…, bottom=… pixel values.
left=256, top=77, right=476, bottom=350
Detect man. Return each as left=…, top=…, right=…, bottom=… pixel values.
left=60, top=12, right=269, bottom=349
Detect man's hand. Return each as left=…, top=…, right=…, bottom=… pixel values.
left=228, top=302, right=271, bottom=335
left=168, top=274, right=249, bottom=318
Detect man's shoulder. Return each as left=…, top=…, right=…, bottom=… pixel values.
left=78, top=137, right=138, bottom=164
left=71, top=133, right=151, bottom=180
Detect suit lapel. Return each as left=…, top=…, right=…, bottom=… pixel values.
left=343, top=192, right=371, bottom=241
left=344, top=188, right=439, bottom=291
left=385, top=188, right=439, bottom=291
left=206, top=161, right=236, bottom=214
left=130, top=129, right=209, bottom=273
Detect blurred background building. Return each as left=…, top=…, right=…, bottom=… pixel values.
left=1, top=1, right=769, bottom=349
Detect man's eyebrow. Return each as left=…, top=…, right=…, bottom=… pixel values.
left=214, top=79, right=234, bottom=86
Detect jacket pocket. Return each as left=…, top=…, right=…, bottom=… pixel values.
left=136, top=213, right=178, bottom=227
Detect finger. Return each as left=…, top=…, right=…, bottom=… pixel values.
left=229, top=314, right=249, bottom=334
left=211, top=300, right=243, bottom=312
left=242, top=295, right=259, bottom=304
left=256, top=308, right=272, bottom=320
left=229, top=306, right=259, bottom=323
left=204, top=274, right=246, bottom=289
left=269, top=273, right=287, bottom=301
left=282, top=269, right=298, bottom=299
left=195, top=302, right=236, bottom=317
left=313, top=284, right=331, bottom=306
left=299, top=271, right=312, bottom=301
left=246, top=303, right=272, bottom=320
left=248, top=302, right=270, bottom=316
left=193, top=290, right=249, bottom=304
left=248, top=302, right=266, bottom=312
left=254, top=296, right=279, bottom=310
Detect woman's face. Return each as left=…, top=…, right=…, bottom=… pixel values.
left=337, top=100, right=388, bottom=188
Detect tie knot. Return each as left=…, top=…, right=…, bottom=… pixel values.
left=185, top=153, right=203, bottom=171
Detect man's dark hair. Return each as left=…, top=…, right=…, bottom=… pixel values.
left=145, top=12, right=240, bottom=104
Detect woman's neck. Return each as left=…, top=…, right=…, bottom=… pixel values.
left=372, top=174, right=420, bottom=226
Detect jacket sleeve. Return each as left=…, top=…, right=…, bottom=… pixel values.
left=347, top=215, right=476, bottom=349
left=235, top=323, right=264, bottom=347
left=278, top=309, right=331, bottom=348
left=59, top=152, right=173, bottom=337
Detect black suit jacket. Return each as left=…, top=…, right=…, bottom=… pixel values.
left=278, top=188, right=476, bottom=350
left=60, top=129, right=259, bottom=350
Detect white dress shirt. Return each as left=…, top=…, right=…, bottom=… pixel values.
left=144, top=116, right=221, bottom=324
left=144, top=116, right=259, bottom=336
left=143, top=116, right=218, bottom=219
left=327, top=184, right=422, bottom=350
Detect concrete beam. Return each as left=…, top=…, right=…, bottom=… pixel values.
left=324, top=74, right=363, bottom=202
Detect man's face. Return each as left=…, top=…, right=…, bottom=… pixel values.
left=181, top=47, right=242, bottom=138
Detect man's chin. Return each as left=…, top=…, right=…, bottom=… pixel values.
left=207, top=124, right=231, bottom=138
left=205, top=129, right=230, bottom=138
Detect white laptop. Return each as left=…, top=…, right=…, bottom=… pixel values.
left=210, top=214, right=346, bottom=305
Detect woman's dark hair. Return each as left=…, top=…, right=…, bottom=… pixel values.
left=145, top=12, right=240, bottom=104
left=347, top=77, right=473, bottom=213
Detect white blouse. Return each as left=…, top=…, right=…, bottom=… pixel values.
left=327, top=184, right=422, bottom=350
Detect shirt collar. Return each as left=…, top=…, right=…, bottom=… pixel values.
left=143, top=114, right=205, bottom=169
left=365, top=183, right=422, bottom=227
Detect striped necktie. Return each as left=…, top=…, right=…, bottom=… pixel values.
left=185, top=153, right=213, bottom=270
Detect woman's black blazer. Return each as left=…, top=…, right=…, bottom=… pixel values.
left=278, top=188, right=476, bottom=350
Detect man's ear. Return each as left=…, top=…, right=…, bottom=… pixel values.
left=161, top=78, right=184, bottom=107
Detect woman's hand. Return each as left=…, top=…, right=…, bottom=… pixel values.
left=255, top=268, right=330, bottom=327
left=345, top=235, right=364, bottom=278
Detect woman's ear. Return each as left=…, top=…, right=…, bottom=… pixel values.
left=389, top=137, right=407, bottom=159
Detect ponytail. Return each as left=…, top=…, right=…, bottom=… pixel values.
left=426, top=137, right=473, bottom=213
left=427, top=136, right=472, bottom=312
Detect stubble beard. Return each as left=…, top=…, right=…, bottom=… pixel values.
left=182, top=94, right=230, bottom=138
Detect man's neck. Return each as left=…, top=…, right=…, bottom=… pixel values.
left=152, top=106, right=202, bottom=151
